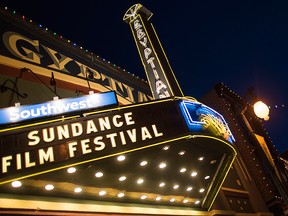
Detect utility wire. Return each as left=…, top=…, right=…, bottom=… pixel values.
left=21, top=68, right=61, bottom=98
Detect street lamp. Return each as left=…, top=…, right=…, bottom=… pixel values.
left=253, top=101, right=270, bottom=121
left=244, top=86, right=270, bottom=121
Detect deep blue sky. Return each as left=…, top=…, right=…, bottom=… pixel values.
left=1, top=1, right=287, bottom=153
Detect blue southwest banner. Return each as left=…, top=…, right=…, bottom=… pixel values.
left=0, top=91, right=118, bottom=125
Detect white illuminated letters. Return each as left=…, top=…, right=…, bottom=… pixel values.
left=1, top=111, right=164, bottom=176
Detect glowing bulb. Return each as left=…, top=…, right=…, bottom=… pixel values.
left=119, top=176, right=126, bottom=181
left=253, top=101, right=269, bottom=120
left=11, top=181, right=22, bottom=187
left=67, top=167, right=76, bottom=173
left=117, top=155, right=126, bottom=161
left=137, top=178, right=144, bottom=184
left=180, top=168, right=187, bottom=173
left=45, top=184, right=54, bottom=190
left=74, top=187, right=82, bottom=193
left=95, top=172, right=103, bottom=178
left=156, top=196, right=161, bottom=201
left=159, top=162, right=166, bottom=169
left=191, top=171, right=198, bottom=177
left=140, top=161, right=148, bottom=166
left=118, top=192, right=125, bottom=197
left=99, top=190, right=106, bottom=196
left=170, top=198, right=176, bottom=202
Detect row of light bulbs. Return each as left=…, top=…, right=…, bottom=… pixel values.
left=3, top=6, right=148, bottom=83
left=10, top=180, right=202, bottom=205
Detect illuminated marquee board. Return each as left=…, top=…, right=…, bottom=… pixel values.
left=0, top=97, right=236, bottom=209
left=0, top=97, right=235, bottom=180
left=0, top=91, right=118, bottom=125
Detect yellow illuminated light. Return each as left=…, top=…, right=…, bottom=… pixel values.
left=99, top=190, right=106, bottom=196
left=95, top=172, right=103, bottom=178
left=11, top=181, right=22, bottom=187
left=178, top=151, right=185, bottom=155
left=67, top=167, right=76, bottom=173
left=162, top=145, right=169, bottom=150
left=173, top=184, right=179, bottom=189
left=119, top=176, right=126, bottom=181
left=159, top=162, right=166, bottom=169
left=45, top=184, right=54, bottom=190
left=118, top=192, right=125, bottom=197
left=140, top=160, right=148, bottom=166
left=199, top=188, right=205, bottom=193
left=74, top=187, right=82, bottom=193
left=117, top=155, right=126, bottom=161
left=253, top=101, right=270, bottom=120
left=137, top=178, right=144, bottom=184
left=191, top=171, right=198, bottom=177
left=180, top=168, right=187, bottom=173
left=210, top=160, right=217, bottom=164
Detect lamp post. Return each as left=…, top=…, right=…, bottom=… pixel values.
left=244, top=86, right=270, bottom=121
left=241, top=88, right=288, bottom=210
left=214, top=83, right=288, bottom=213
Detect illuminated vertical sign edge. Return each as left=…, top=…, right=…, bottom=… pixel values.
left=129, top=14, right=174, bottom=99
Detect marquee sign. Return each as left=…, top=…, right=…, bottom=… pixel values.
left=123, top=4, right=184, bottom=99
left=0, top=97, right=235, bottom=185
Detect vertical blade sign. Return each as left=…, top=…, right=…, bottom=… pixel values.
left=123, top=4, right=184, bottom=99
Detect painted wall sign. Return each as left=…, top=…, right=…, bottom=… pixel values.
left=0, top=91, right=118, bottom=125
left=123, top=4, right=184, bottom=99
left=0, top=8, right=152, bottom=104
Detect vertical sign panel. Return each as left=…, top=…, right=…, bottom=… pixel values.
left=123, top=4, right=184, bottom=99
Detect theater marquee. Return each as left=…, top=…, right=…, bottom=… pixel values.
left=0, top=96, right=236, bottom=210
left=0, top=5, right=237, bottom=211
left=0, top=96, right=235, bottom=181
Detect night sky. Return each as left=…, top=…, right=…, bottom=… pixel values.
left=1, top=1, right=287, bottom=153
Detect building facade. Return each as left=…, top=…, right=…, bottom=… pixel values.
left=201, top=83, right=288, bottom=215
left=1, top=4, right=287, bottom=216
